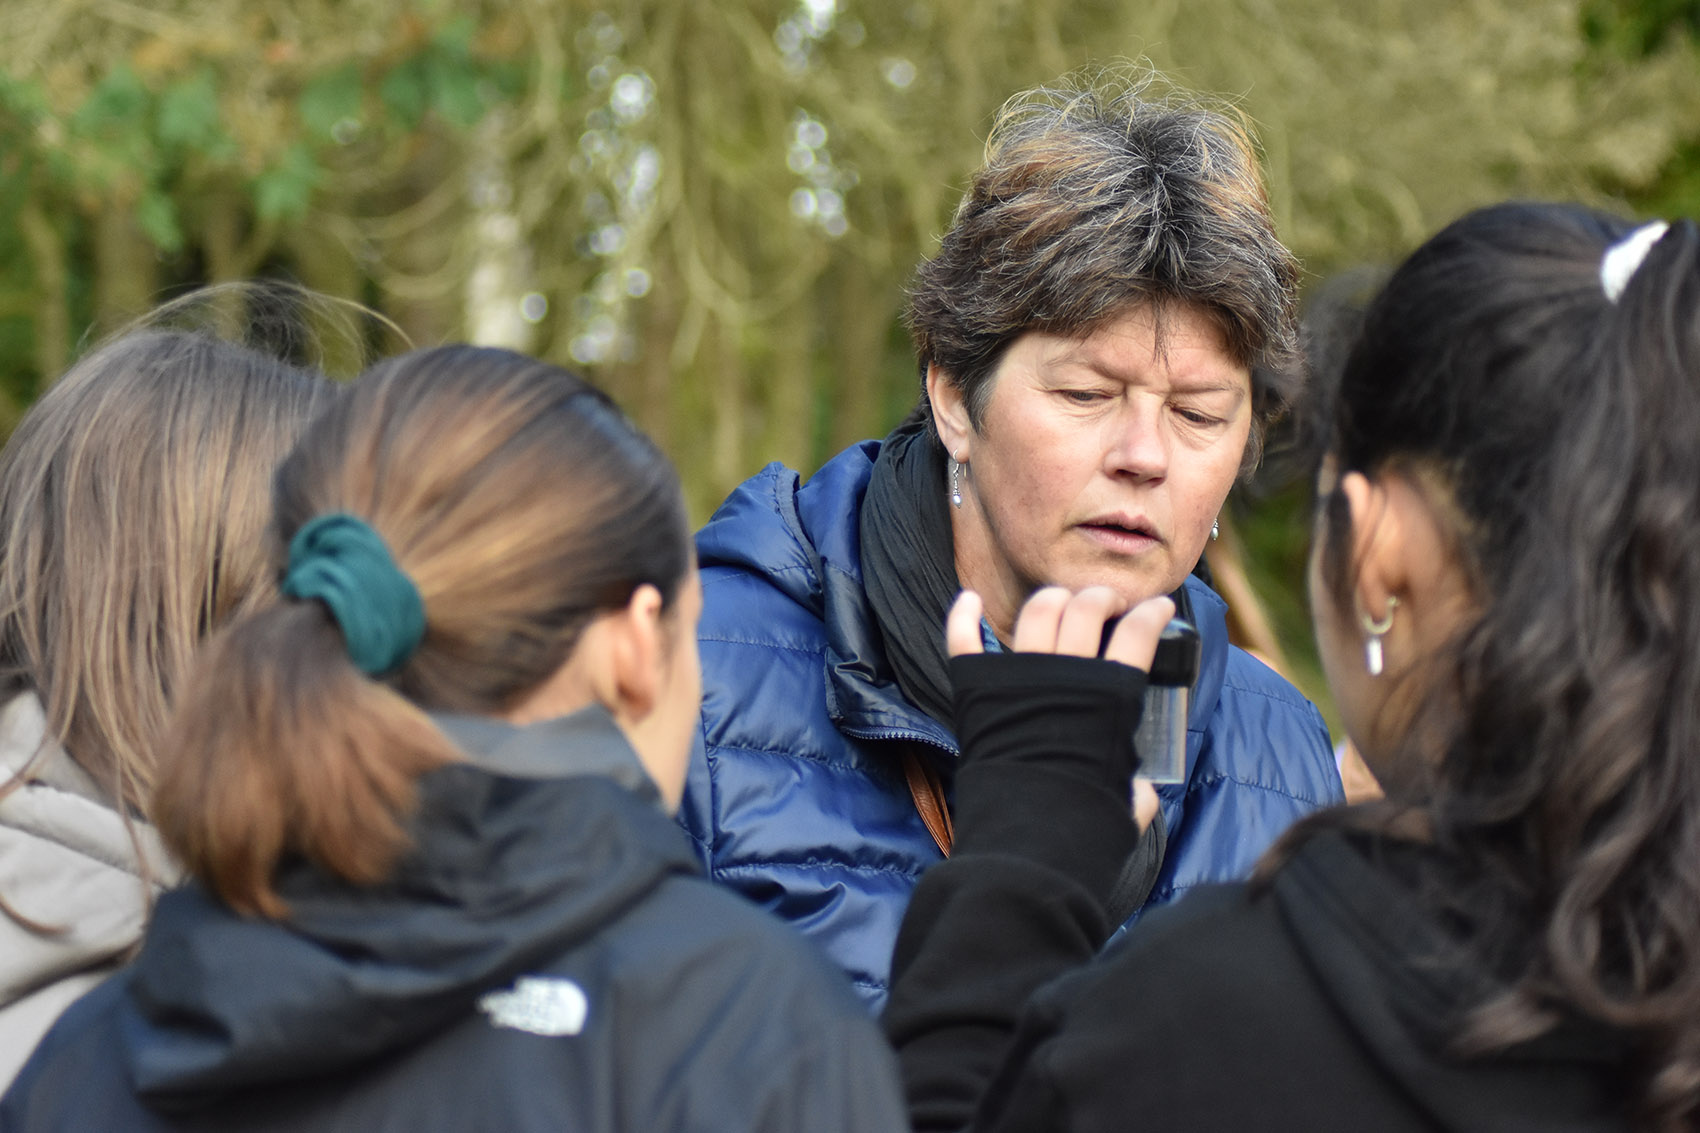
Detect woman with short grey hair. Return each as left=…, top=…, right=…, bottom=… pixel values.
left=681, top=72, right=1343, bottom=1011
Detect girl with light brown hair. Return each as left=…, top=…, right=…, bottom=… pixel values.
left=0, top=327, right=333, bottom=1088
left=2, top=344, right=904, bottom=1132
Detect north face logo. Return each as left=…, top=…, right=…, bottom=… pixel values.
left=478, top=976, right=590, bottom=1037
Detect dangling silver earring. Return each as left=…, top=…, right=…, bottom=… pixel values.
left=949, top=458, right=964, bottom=509
left=1210, top=517, right=1220, bottom=541
left=1361, top=597, right=1398, bottom=677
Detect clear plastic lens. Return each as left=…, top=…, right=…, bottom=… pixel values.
left=1133, top=685, right=1188, bottom=785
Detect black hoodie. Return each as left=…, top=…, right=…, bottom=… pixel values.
left=2, top=707, right=905, bottom=1133
left=885, top=654, right=1633, bottom=1132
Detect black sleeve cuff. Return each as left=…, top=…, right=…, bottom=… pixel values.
left=947, top=652, right=1149, bottom=900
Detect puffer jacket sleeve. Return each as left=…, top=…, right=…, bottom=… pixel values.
left=680, top=557, right=937, bottom=1008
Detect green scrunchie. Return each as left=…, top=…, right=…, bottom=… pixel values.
left=281, top=513, right=425, bottom=676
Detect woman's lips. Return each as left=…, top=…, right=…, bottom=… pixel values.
left=1077, top=522, right=1161, bottom=554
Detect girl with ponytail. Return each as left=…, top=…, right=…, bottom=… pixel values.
left=2, top=345, right=903, bottom=1132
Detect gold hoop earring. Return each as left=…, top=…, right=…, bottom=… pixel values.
left=1361, top=597, right=1398, bottom=677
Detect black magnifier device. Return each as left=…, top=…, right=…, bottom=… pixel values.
left=1130, top=617, right=1200, bottom=784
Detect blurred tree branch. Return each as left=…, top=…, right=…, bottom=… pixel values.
left=0, top=1, right=1693, bottom=715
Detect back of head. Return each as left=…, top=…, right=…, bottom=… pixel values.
left=1317, top=202, right=1700, bottom=1124
left=0, top=329, right=331, bottom=813
left=156, top=345, right=691, bottom=918
left=907, top=69, right=1301, bottom=464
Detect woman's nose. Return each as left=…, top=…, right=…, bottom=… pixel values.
left=1102, top=405, right=1169, bottom=481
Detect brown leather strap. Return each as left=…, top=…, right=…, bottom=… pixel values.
left=902, top=748, right=953, bottom=857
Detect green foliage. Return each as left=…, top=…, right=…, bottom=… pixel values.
left=299, top=63, right=363, bottom=140
left=378, top=17, right=508, bottom=132
left=1622, top=138, right=1700, bottom=217
left=378, top=55, right=430, bottom=129
left=0, top=0, right=1696, bottom=718
left=2, top=20, right=528, bottom=257
left=0, top=137, right=38, bottom=413
left=134, top=189, right=183, bottom=252
left=0, top=73, right=45, bottom=194
left=254, top=144, right=322, bottom=223
left=156, top=70, right=228, bottom=156
left=1584, top=0, right=1700, bottom=55
left=427, top=17, right=487, bottom=127
left=1580, top=0, right=1700, bottom=234
left=0, top=71, right=46, bottom=126
left=71, top=64, right=150, bottom=137
left=69, top=65, right=155, bottom=189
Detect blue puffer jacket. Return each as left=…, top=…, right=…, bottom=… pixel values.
left=679, top=440, right=1344, bottom=1010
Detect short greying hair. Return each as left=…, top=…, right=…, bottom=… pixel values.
left=907, top=72, right=1302, bottom=468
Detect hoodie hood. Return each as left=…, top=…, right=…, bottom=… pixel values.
left=1273, top=832, right=1628, bottom=1131
left=121, top=706, right=701, bottom=1112
left=695, top=441, right=1232, bottom=770
left=695, top=443, right=952, bottom=746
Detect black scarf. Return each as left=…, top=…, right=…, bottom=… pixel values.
left=860, top=418, right=960, bottom=729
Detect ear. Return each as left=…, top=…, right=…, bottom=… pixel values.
left=926, top=362, right=974, bottom=463
left=1339, top=471, right=1403, bottom=622
left=1341, top=469, right=1464, bottom=633
left=602, top=584, right=666, bottom=722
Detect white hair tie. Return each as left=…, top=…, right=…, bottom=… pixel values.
left=1600, top=220, right=1669, bottom=303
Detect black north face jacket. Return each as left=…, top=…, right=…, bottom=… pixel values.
left=1, top=708, right=905, bottom=1133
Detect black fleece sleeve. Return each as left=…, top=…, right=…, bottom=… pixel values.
left=883, top=652, right=1148, bottom=1133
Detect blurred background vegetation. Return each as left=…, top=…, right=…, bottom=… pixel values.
left=1, top=0, right=1697, bottom=721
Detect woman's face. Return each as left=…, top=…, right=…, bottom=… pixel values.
left=936, top=302, right=1252, bottom=639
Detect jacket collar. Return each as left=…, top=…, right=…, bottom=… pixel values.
left=699, top=441, right=1233, bottom=763
left=1180, top=574, right=1231, bottom=753
left=432, top=705, right=660, bottom=804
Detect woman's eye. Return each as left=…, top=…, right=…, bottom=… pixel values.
left=1059, top=389, right=1109, bottom=404
left=1175, top=407, right=1223, bottom=427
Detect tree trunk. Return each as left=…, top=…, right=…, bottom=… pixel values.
left=91, top=202, right=158, bottom=336
left=763, top=295, right=812, bottom=474
left=285, top=220, right=369, bottom=379
left=18, top=200, right=69, bottom=386
left=709, top=313, right=746, bottom=508
left=828, top=253, right=902, bottom=453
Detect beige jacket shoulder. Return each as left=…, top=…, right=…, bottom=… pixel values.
left=0, top=692, right=176, bottom=1090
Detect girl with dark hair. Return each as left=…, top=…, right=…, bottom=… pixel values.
left=885, top=203, right=1700, bottom=1130
left=1, top=346, right=903, bottom=1132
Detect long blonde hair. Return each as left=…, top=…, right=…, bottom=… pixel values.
left=0, top=329, right=333, bottom=817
